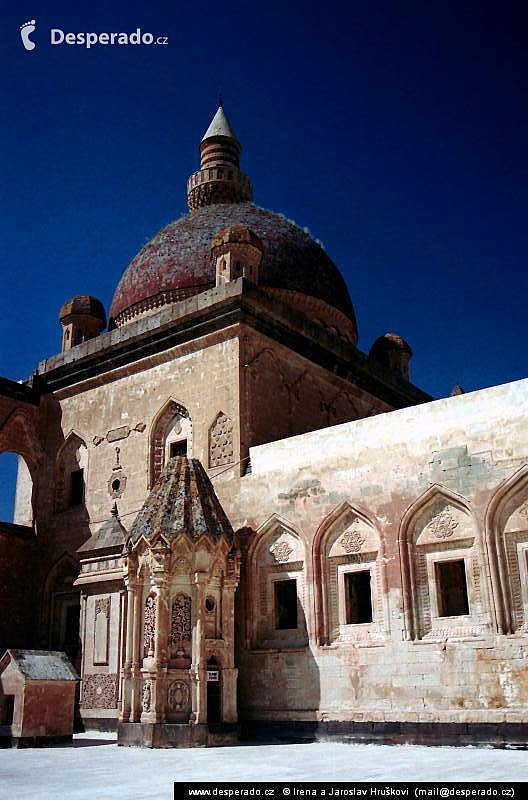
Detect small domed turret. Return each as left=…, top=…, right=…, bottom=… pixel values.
left=211, top=225, right=263, bottom=286
left=370, top=333, right=412, bottom=381
left=59, top=295, right=106, bottom=352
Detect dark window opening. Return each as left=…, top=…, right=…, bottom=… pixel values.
left=169, top=440, right=187, bottom=458
left=205, top=597, right=215, bottom=612
left=274, top=579, right=298, bottom=630
left=64, top=603, right=81, bottom=662
left=1, top=694, right=15, bottom=725
left=345, top=571, right=373, bottom=624
left=436, top=559, right=469, bottom=617
left=111, top=478, right=121, bottom=492
left=69, top=468, right=84, bottom=506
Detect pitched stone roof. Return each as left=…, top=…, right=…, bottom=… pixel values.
left=128, top=456, right=233, bottom=544
left=0, top=650, right=79, bottom=681
left=78, top=504, right=127, bottom=555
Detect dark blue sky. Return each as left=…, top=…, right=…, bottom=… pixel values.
left=1, top=0, right=526, bottom=403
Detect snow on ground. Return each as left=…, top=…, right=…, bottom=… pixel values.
left=0, top=732, right=526, bottom=800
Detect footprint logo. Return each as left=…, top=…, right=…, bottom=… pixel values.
left=20, top=20, right=36, bottom=51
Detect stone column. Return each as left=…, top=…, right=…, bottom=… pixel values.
left=221, top=579, right=238, bottom=722
left=191, top=571, right=207, bottom=725
left=119, top=576, right=136, bottom=722
left=130, top=583, right=142, bottom=722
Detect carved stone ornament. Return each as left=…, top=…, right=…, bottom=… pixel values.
left=518, top=500, right=528, bottom=519
left=108, top=470, right=127, bottom=499
left=95, top=597, right=110, bottom=618
left=81, top=674, right=118, bottom=709
left=168, top=680, right=190, bottom=712
left=340, top=520, right=366, bottom=553
left=142, top=679, right=152, bottom=712
left=170, top=593, right=192, bottom=647
left=270, top=539, right=293, bottom=563
left=143, top=595, right=156, bottom=655
left=209, top=412, right=234, bottom=468
left=427, top=508, right=459, bottom=540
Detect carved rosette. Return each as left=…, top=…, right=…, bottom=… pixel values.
left=81, top=674, right=118, bottom=709
left=167, top=681, right=190, bottom=712
left=427, top=508, right=459, bottom=540
left=340, top=520, right=366, bottom=553
left=270, top=540, right=293, bottom=563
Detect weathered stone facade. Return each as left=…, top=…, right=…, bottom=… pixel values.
left=0, top=104, right=526, bottom=747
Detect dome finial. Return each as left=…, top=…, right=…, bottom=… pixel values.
left=218, top=93, right=223, bottom=108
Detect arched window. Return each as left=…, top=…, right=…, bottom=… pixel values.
left=486, top=466, right=528, bottom=634
left=0, top=451, right=34, bottom=527
left=55, top=433, right=88, bottom=513
left=149, top=400, right=192, bottom=487
left=248, top=516, right=308, bottom=649
left=400, top=485, right=492, bottom=641
left=313, top=501, right=388, bottom=646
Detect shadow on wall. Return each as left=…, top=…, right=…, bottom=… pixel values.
left=235, top=524, right=321, bottom=741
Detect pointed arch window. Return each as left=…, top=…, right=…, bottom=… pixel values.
left=400, top=486, right=491, bottom=641
left=149, top=401, right=192, bottom=487
left=249, top=517, right=308, bottom=649
left=314, top=502, right=388, bottom=646
left=55, top=434, right=88, bottom=513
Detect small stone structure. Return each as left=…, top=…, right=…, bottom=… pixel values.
left=0, top=649, right=79, bottom=747
left=77, top=456, right=241, bottom=747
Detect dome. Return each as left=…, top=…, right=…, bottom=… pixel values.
left=109, top=204, right=358, bottom=340
left=59, top=295, right=106, bottom=324
left=370, top=333, right=412, bottom=356
left=370, top=333, right=412, bottom=381
left=109, top=104, right=358, bottom=341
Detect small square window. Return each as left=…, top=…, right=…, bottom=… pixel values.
left=345, top=571, right=373, bottom=624
left=274, top=579, right=298, bottom=630
left=436, top=559, right=469, bottom=617
left=169, top=440, right=187, bottom=458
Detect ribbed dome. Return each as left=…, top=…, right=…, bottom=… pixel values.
left=109, top=203, right=358, bottom=339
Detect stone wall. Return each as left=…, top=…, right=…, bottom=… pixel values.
left=233, top=378, right=528, bottom=728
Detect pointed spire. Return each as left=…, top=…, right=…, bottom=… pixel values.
left=187, top=103, right=253, bottom=210
left=201, top=104, right=239, bottom=143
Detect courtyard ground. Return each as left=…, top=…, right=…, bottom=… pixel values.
left=0, top=731, right=526, bottom=800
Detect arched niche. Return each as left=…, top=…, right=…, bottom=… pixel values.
left=149, top=400, right=192, bottom=487
left=54, top=432, right=88, bottom=513
left=313, top=501, right=387, bottom=646
left=41, top=553, right=81, bottom=668
left=485, top=465, right=528, bottom=634
left=399, top=485, right=491, bottom=641
left=248, top=515, right=308, bottom=649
